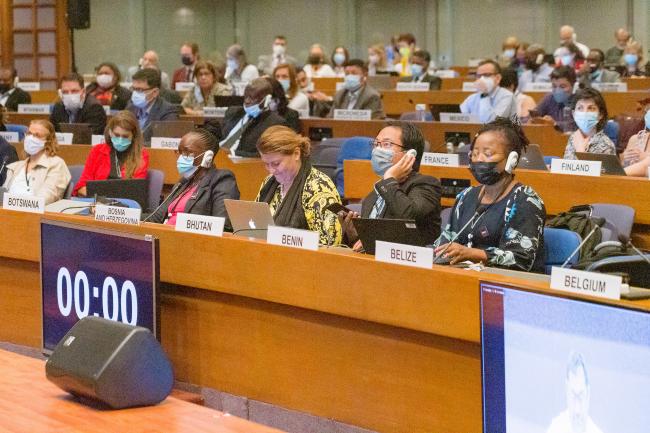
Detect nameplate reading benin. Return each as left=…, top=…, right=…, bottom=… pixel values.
left=439, top=112, right=479, bottom=124
left=0, top=131, right=19, bottom=142
left=375, top=241, right=433, bottom=269
left=175, top=213, right=225, bottom=237
left=18, top=104, right=50, bottom=114
left=150, top=137, right=182, bottom=149
left=421, top=152, right=460, bottom=167
left=267, top=225, right=319, bottom=251
left=550, top=267, right=621, bottom=300
left=333, top=109, right=372, bottom=121
left=55, top=133, right=73, bottom=145
left=175, top=82, right=195, bottom=92
left=395, top=82, right=430, bottom=92
left=550, top=159, right=601, bottom=177
left=94, top=205, right=141, bottom=226
left=2, top=193, right=44, bottom=214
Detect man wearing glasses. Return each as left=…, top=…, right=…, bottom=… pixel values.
left=127, top=68, right=179, bottom=143
left=460, top=60, right=517, bottom=123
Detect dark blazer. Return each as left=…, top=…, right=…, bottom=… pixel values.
left=0, top=137, right=18, bottom=185
left=398, top=73, right=442, bottom=90
left=85, top=83, right=132, bottom=111
left=126, top=96, right=180, bottom=143
left=282, top=107, right=301, bottom=133
left=50, top=94, right=107, bottom=134
left=315, top=84, right=385, bottom=119
left=147, top=167, right=240, bottom=230
left=216, top=107, right=288, bottom=158
left=2, top=87, right=31, bottom=111
left=360, top=171, right=442, bottom=245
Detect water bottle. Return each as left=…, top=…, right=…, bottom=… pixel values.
left=415, top=104, right=427, bottom=122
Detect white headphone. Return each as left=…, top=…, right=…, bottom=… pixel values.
left=200, top=150, right=214, bottom=168
left=261, top=94, right=272, bottom=109
left=504, top=151, right=519, bottom=174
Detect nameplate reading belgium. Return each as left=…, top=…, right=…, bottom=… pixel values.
left=550, top=267, right=621, bottom=300
left=40, top=219, right=159, bottom=352
left=95, top=205, right=142, bottom=226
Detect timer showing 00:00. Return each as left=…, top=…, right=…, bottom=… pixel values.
left=56, top=267, right=138, bottom=325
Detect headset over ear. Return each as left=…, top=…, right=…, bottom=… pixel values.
left=505, top=150, right=519, bottom=174
left=200, top=150, right=214, bottom=168
left=261, top=94, right=272, bottom=109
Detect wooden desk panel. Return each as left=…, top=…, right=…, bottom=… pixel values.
left=4, top=112, right=50, bottom=126
left=623, top=77, right=650, bottom=91
left=28, top=90, right=58, bottom=104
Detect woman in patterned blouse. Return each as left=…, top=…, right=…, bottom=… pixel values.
left=256, top=125, right=342, bottom=246
left=563, top=87, right=616, bottom=159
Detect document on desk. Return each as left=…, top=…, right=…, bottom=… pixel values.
left=375, top=241, right=433, bottom=269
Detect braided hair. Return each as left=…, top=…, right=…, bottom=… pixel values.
left=470, top=116, right=530, bottom=156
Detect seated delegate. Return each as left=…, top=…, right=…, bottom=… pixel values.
left=460, top=60, right=517, bottom=123
left=433, top=117, right=546, bottom=272
left=2, top=119, right=71, bottom=205
left=273, top=63, right=310, bottom=112
left=50, top=72, right=107, bottom=134
left=0, top=134, right=18, bottom=185
left=264, top=76, right=301, bottom=133
left=563, top=87, right=615, bottom=159
left=255, top=125, right=342, bottom=246
left=621, top=97, right=650, bottom=168
left=73, top=110, right=149, bottom=197
left=339, top=121, right=442, bottom=251
left=146, top=129, right=240, bottom=227
left=530, top=66, right=576, bottom=132
left=85, top=62, right=132, bottom=111
left=181, top=60, right=233, bottom=115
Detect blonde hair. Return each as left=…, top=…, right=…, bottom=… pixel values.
left=30, top=119, right=58, bottom=157
left=104, top=110, right=144, bottom=178
left=369, top=44, right=387, bottom=69
left=257, top=125, right=311, bottom=158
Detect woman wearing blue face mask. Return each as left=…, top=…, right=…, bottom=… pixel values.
left=563, top=88, right=615, bottom=160
left=146, top=129, right=240, bottom=227
left=73, top=111, right=149, bottom=197
left=620, top=42, right=646, bottom=77
left=331, top=46, right=349, bottom=77
left=273, top=63, right=309, bottom=112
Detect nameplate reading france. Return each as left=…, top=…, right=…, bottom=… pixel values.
left=395, top=82, right=430, bottom=92
left=375, top=241, right=433, bottom=269
left=150, top=137, right=181, bottom=149
left=333, top=109, right=371, bottom=121
left=2, top=193, right=44, bottom=214
left=0, top=131, right=19, bottom=142
left=421, top=152, right=460, bottom=167
left=55, top=132, right=73, bottom=145
left=550, top=267, right=621, bottom=300
left=18, top=104, right=50, bottom=114
left=94, top=205, right=141, bottom=226
left=175, top=213, right=225, bottom=237
left=550, top=159, right=601, bottom=177
left=267, top=225, right=319, bottom=251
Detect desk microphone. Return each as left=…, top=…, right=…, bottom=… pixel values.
left=141, top=176, right=191, bottom=223
left=560, top=217, right=606, bottom=268
left=433, top=204, right=487, bottom=264
left=626, top=241, right=650, bottom=267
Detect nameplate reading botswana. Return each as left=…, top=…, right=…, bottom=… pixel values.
left=2, top=193, right=44, bottom=214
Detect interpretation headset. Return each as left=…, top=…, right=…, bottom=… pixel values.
left=200, top=150, right=214, bottom=168
left=261, top=94, right=272, bottom=109
left=504, top=151, right=519, bottom=174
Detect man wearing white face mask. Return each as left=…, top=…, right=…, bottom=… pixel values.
left=50, top=72, right=106, bottom=135
left=460, top=60, right=517, bottom=123
left=258, top=35, right=297, bottom=76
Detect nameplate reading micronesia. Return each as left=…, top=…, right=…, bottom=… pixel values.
left=2, top=193, right=44, bottom=214
left=439, top=112, right=479, bottom=123
left=18, top=104, right=50, bottom=114
left=94, top=205, right=141, bottom=226
left=421, top=152, right=460, bottom=167
left=462, top=82, right=477, bottom=92
left=523, top=82, right=552, bottom=92
left=375, top=241, right=433, bottom=269
left=91, top=135, right=104, bottom=146
left=175, top=82, right=195, bottom=91
left=203, top=106, right=227, bottom=117
left=16, top=82, right=40, bottom=91
left=434, top=70, right=457, bottom=78
left=333, top=109, right=371, bottom=121
left=175, top=213, right=225, bottom=237
left=395, top=82, right=430, bottom=92
left=550, top=159, right=601, bottom=177
left=150, top=137, right=181, bottom=149
left=0, top=131, right=19, bottom=142
left=55, top=132, right=73, bottom=145
left=267, top=225, right=319, bottom=251
left=592, top=82, right=627, bottom=92
left=550, top=267, right=621, bottom=300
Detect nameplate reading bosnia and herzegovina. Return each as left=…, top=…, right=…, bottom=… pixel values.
left=94, top=205, right=142, bottom=226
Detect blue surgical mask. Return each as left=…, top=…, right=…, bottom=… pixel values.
left=624, top=53, right=638, bottom=66
left=244, top=102, right=262, bottom=118
left=227, top=58, right=239, bottom=71
left=333, top=53, right=346, bottom=66
left=503, top=49, right=515, bottom=59
left=344, top=74, right=362, bottom=91
left=645, top=110, right=650, bottom=130
left=111, top=136, right=131, bottom=152
left=552, top=88, right=570, bottom=104
left=560, top=54, right=574, bottom=66
left=131, top=90, right=148, bottom=109
left=279, top=79, right=291, bottom=92
left=177, top=154, right=197, bottom=177
left=410, top=64, right=424, bottom=77
left=573, top=111, right=599, bottom=134
left=371, top=147, right=394, bottom=176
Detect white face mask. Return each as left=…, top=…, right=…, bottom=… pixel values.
left=96, top=74, right=113, bottom=88
left=368, top=54, right=380, bottom=65
left=479, top=76, right=496, bottom=94
left=24, top=134, right=45, bottom=156
left=62, top=92, right=83, bottom=111
left=273, top=44, right=286, bottom=56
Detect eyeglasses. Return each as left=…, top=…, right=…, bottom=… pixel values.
left=372, top=140, right=403, bottom=150
left=131, top=87, right=154, bottom=93
left=476, top=72, right=497, bottom=79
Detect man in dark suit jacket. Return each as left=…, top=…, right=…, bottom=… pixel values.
left=0, top=136, right=18, bottom=185
left=50, top=72, right=107, bottom=135
left=397, top=49, right=441, bottom=90
left=126, top=68, right=179, bottom=143
left=0, top=67, right=31, bottom=111
left=339, top=121, right=442, bottom=251
left=171, top=42, right=199, bottom=89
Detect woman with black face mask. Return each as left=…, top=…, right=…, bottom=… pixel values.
left=433, top=117, right=546, bottom=272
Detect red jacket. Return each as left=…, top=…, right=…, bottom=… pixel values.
left=73, top=143, right=149, bottom=195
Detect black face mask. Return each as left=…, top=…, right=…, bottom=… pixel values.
left=181, top=55, right=193, bottom=66
left=469, top=161, right=504, bottom=185
left=307, top=55, right=321, bottom=65
left=0, top=84, right=10, bottom=94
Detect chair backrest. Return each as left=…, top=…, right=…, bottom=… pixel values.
left=146, top=169, right=164, bottom=212
left=310, top=139, right=346, bottom=181
left=590, top=203, right=636, bottom=243
left=543, top=227, right=581, bottom=274
left=399, top=111, right=433, bottom=122
left=334, top=136, right=373, bottom=197
left=603, top=119, right=619, bottom=147
left=440, top=207, right=452, bottom=231
left=5, top=124, right=28, bottom=141
left=64, top=165, right=85, bottom=198
left=613, top=114, right=644, bottom=153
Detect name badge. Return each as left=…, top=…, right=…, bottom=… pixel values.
left=91, top=134, right=105, bottom=146
left=439, top=112, right=479, bottom=123
left=55, top=132, right=73, bottom=145
left=421, top=152, right=460, bottom=167
left=16, top=82, right=40, bottom=91
left=335, top=82, right=345, bottom=91
left=375, top=241, right=433, bottom=269
left=592, top=82, right=627, bottom=92
left=203, top=106, right=227, bottom=117
left=94, top=204, right=141, bottom=226
left=550, top=267, right=621, bottom=300
left=18, top=104, right=50, bottom=114
left=333, top=109, right=371, bottom=120
left=462, top=82, right=477, bottom=92
left=150, top=137, right=181, bottom=149
left=395, top=82, right=430, bottom=91
left=175, top=82, right=195, bottom=92
left=0, top=131, right=19, bottom=142
left=434, top=70, right=457, bottom=78
left=522, top=82, right=552, bottom=92
left=2, top=193, right=44, bottom=214
left=175, top=213, right=225, bottom=237
left=267, top=225, right=319, bottom=251
left=550, top=159, right=601, bottom=177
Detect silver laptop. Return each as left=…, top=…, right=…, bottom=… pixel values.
left=575, top=152, right=627, bottom=176
left=518, top=143, right=548, bottom=171
left=224, top=199, right=275, bottom=239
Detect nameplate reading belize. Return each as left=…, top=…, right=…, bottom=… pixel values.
left=522, top=82, right=552, bottom=92
left=18, top=104, right=50, bottom=114
left=175, top=82, right=195, bottom=92
left=203, top=106, right=227, bottom=117
left=375, top=241, right=433, bottom=269
left=333, top=109, right=371, bottom=121
left=439, top=112, right=479, bottom=123
left=16, top=82, right=40, bottom=91
left=150, top=137, right=181, bottom=149
left=175, top=213, right=225, bottom=237
left=91, top=134, right=105, bottom=146
left=94, top=205, right=141, bottom=226
left=55, top=132, right=73, bottom=145
left=267, top=225, right=319, bottom=251
left=0, top=131, right=19, bottom=142
left=550, top=159, right=601, bottom=177
left=421, top=152, right=460, bottom=167
left=2, top=193, right=44, bottom=214
left=550, top=267, right=621, bottom=300
left=395, top=82, right=430, bottom=92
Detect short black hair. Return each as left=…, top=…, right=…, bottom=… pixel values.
left=263, top=76, right=289, bottom=116
left=550, top=66, right=576, bottom=85
left=384, top=120, right=425, bottom=171
left=499, top=68, right=518, bottom=91
left=95, top=62, right=122, bottom=83
left=344, top=58, right=367, bottom=73
left=590, top=48, right=605, bottom=63
left=132, top=68, right=161, bottom=89
left=478, top=59, right=501, bottom=74
left=471, top=117, right=530, bottom=157
left=412, top=49, right=431, bottom=63
left=572, top=87, right=608, bottom=131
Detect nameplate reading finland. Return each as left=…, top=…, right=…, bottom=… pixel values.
left=333, top=109, right=371, bottom=121
left=267, top=225, right=319, bottom=251
left=150, top=137, right=181, bottom=149
left=550, top=267, right=621, bottom=300
left=0, top=131, right=19, bottom=142
left=175, top=213, right=225, bottom=237
left=18, top=104, right=50, bottom=114
left=421, top=152, right=460, bottom=167
left=16, top=82, right=40, bottom=91
left=439, top=112, right=479, bottom=123
left=91, top=134, right=104, bottom=146
left=55, top=132, right=73, bottom=145
left=395, top=82, right=430, bottom=92
left=94, top=205, right=141, bottom=226
left=203, top=106, right=227, bottom=117
left=375, top=241, right=433, bottom=269
left=175, top=82, right=195, bottom=92
left=2, top=193, right=44, bottom=214
left=522, top=82, right=552, bottom=92
left=550, top=159, right=601, bottom=177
